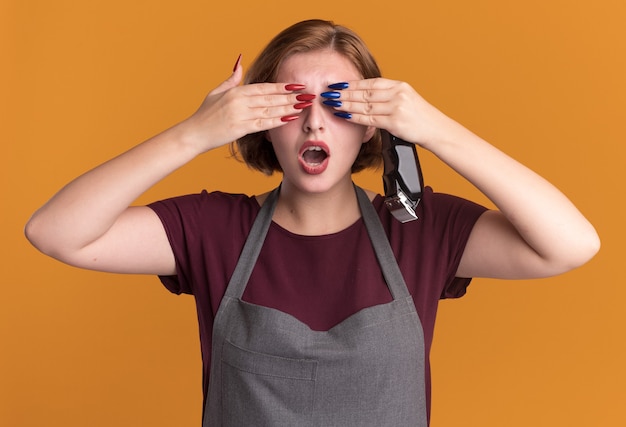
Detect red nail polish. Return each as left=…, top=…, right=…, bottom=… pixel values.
left=294, top=102, right=313, bottom=109
left=285, top=84, right=306, bottom=91
left=296, top=94, right=316, bottom=101
left=232, top=54, right=242, bottom=72
left=281, top=114, right=300, bottom=122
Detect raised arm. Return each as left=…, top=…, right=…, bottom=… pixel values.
left=331, top=78, right=600, bottom=279
left=25, top=61, right=309, bottom=275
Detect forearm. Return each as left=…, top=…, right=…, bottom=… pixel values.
left=427, top=115, right=600, bottom=269
left=25, top=66, right=309, bottom=261
left=25, top=124, right=200, bottom=255
left=332, top=77, right=599, bottom=275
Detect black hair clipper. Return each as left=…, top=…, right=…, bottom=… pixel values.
left=381, top=130, right=424, bottom=223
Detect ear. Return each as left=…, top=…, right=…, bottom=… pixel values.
left=362, top=126, right=377, bottom=143
left=265, top=130, right=272, bottom=143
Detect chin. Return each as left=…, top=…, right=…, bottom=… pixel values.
left=286, top=174, right=352, bottom=195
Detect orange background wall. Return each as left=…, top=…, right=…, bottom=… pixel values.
left=2, top=0, right=624, bottom=426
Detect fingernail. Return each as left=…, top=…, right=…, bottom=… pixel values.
left=281, top=114, right=300, bottom=122
left=328, top=82, right=349, bottom=90
left=323, top=100, right=342, bottom=107
left=285, top=84, right=306, bottom=91
left=334, top=112, right=352, bottom=119
left=296, top=94, right=316, bottom=101
left=232, top=54, right=242, bottom=72
left=321, top=91, right=341, bottom=99
left=294, top=102, right=313, bottom=109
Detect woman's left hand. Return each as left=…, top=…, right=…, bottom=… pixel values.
left=326, top=78, right=453, bottom=150
left=327, top=78, right=600, bottom=280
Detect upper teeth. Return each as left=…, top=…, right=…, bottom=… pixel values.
left=307, top=146, right=323, bottom=152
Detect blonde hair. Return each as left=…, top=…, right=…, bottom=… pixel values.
left=231, top=19, right=383, bottom=175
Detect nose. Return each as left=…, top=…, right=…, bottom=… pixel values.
left=301, top=99, right=326, bottom=133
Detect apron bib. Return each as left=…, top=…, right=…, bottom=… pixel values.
left=203, top=186, right=427, bottom=427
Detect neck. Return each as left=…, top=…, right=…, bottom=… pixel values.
left=272, top=179, right=362, bottom=236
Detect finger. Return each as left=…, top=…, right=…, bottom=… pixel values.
left=246, top=103, right=311, bottom=120
left=242, top=112, right=304, bottom=133
left=328, top=99, right=395, bottom=116
left=210, top=58, right=244, bottom=95
left=334, top=78, right=395, bottom=90
left=242, top=82, right=309, bottom=96
left=335, top=111, right=389, bottom=128
left=228, top=93, right=312, bottom=129
left=328, top=90, right=392, bottom=104
left=224, top=81, right=316, bottom=129
left=237, top=84, right=318, bottom=112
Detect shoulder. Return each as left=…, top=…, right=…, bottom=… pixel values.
left=371, top=186, right=487, bottom=275
left=147, top=190, right=266, bottom=242
left=149, top=190, right=260, bottom=219
left=370, top=186, right=487, bottom=230
left=370, top=186, right=488, bottom=299
left=149, top=189, right=257, bottom=207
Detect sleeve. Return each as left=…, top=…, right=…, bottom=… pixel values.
left=147, top=190, right=258, bottom=296
left=379, top=186, right=488, bottom=301
left=425, top=190, right=487, bottom=299
left=147, top=192, right=207, bottom=295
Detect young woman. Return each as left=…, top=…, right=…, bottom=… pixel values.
left=25, top=19, right=599, bottom=426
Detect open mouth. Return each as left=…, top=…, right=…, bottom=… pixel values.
left=299, top=141, right=330, bottom=174
left=301, top=146, right=328, bottom=165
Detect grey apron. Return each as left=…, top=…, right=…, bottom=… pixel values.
left=203, top=186, right=427, bottom=427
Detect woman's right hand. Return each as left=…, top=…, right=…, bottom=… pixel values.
left=178, top=57, right=311, bottom=153
left=24, top=55, right=315, bottom=275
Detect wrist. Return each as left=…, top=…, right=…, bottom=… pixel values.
left=170, top=118, right=218, bottom=157
left=412, top=108, right=465, bottom=153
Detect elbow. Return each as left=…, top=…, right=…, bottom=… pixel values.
left=24, top=214, right=61, bottom=258
left=25, top=213, right=97, bottom=268
left=554, top=227, right=601, bottom=274
left=24, top=214, right=47, bottom=254
left=576, top=228, right=601, bottom=267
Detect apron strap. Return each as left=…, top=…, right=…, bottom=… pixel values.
left=224, top=184, right=410, bottom=300
left=224, top=186, right=280, bottom=299
left=355, top=186, right=410, bottom=300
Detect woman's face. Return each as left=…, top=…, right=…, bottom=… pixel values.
left=266, top=49, right=375, bottom=194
